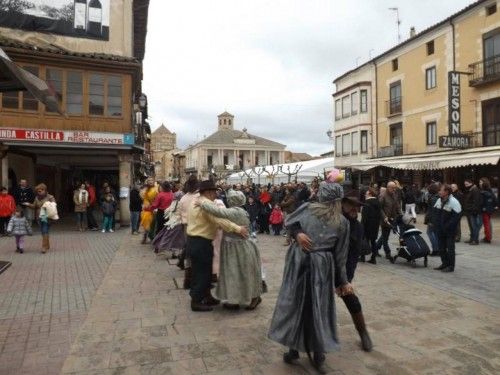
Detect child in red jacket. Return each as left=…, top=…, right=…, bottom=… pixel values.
left=269, top=204, right=284, bottom=236
left=0, top=187, right=16, bottom=236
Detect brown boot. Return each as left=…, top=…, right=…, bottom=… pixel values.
left=351, top=312, right=373, bottom=352
left=183, top=267, right=192, bottom=289
left=41, top=234, right=49, bottom=254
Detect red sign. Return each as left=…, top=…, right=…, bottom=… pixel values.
left=0, top=128, right=64, bottom=141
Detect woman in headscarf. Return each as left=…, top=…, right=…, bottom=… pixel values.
left=196, top=189, right=263, bottom=310
left=140, top=177, right=158, bottom=244
left=268, top=181, right=351, bottom=373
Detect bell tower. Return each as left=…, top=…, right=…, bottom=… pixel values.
left=217, top=111, right=234, bottom=131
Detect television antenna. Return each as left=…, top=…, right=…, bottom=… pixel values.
left=389, top=7, right=401, bottom=43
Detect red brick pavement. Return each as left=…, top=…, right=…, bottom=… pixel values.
left=0, top=227, right=128, bottom=375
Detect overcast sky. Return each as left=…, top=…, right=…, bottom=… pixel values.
left=143, top=0, right=474, bottom=155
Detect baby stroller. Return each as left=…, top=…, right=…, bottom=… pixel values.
left=391, top=214, right=430, bottom=268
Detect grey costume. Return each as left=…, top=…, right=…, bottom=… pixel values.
left=199, top=190, right=262, bottom=305
left=268, top=183, right=349, bottom=354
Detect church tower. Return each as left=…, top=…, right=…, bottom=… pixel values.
left=217, top=111, right=234, bottom=131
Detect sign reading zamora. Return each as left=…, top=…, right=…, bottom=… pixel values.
left=439, top=71, right=471, bottom=149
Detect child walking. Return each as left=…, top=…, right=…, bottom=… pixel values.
left=101, top=194, right=116, bottom=233
left=7, top=207, right=32, bottom=253
left=269, top=204, right=284, bottom=236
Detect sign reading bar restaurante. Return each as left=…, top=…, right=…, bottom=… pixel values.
left=0, top=128, right=134, bottom=145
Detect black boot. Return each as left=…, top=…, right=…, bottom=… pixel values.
left=183, top=267, right=192, bottom=289
left=141, top=233, right=148, bottom=244
left=434, top=264, right=447, bottom=270
left=283, top=349, right=299, bottom=364
left=359, top=255, right=366, bottom=263
left=312, top=352, right=327, bottom=374
left=351, top=312, right=373, bottom=352
left=367, top=256, right=377, bottom=264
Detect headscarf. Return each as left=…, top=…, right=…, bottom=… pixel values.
left=226, top=189, right=246, bottom=208
left=310, top=182, right=345, bottom=230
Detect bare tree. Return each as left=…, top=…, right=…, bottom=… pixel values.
left=263, top=165, right=281, bottom=185
left=39, top=4, right=74, bottom=21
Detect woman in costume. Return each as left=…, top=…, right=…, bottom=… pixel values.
left=140, top=178, right=158, bottom=244
left=197, top=189, right=263, bottom=310
left=268, top=181, right=351, bottom=373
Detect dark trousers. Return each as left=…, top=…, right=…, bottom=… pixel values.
left=187, top=235, right=213, bottom=303
left=258, top=214, right=270, bottom=233
left=155, top=209, right=165, bottom=236
left=272, top=224, right=282, bottom=235
left=375, top=226, right=392, bottom=255
left=368, top=237, right=377, bottom=259
left=87, top=207, right=98, bottom=229
left=0, top=216, right=9, bottom=235
left=466, top=214, right=481, bottom=242
left=438, top=233, right=456, bottom=269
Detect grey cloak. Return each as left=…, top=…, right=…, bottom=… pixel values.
left=268, top=203, right=349, bottom=353
left=199, top=202, right=263, bottom=305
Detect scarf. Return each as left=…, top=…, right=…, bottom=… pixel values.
left=78, top=189, right=87, bottom=204
left=309, top=200, right=345, bottom=231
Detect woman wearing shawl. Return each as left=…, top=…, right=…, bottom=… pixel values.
left=197, top=189, right=263, bottom=310
left=268, top=182, right=351, bottom=373
left=151, top=192, right=184, bottom=255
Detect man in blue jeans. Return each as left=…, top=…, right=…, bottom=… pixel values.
left=463, top=179, right=482, bottom=245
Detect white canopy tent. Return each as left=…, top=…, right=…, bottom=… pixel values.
left=226, top=157, right=335, bottom=185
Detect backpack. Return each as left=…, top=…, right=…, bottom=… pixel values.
left=42, top=201, right=59, bottom=220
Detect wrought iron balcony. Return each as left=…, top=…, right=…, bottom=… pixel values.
left=385, top=97, right=402, bottom=117
left=469, top=55, right=500, bottom=86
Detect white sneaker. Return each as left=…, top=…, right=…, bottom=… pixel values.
left=101, top=229, right=105, bottom=233
left=109, top=229, right=114, bottom=233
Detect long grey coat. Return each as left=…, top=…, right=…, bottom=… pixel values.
left=268, top=203, right=349, bottom=353
left=200, top=202, right=262, bottom=305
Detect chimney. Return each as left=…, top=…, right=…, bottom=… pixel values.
left=410, top=27, right=416, bottom=38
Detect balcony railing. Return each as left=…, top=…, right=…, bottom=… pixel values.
left=385, top=97, right=402, bottom=116
left=377, top=144, right=404, bottom=158
left=469, top=55, right=500, bottom=86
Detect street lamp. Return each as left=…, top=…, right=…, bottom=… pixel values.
left=326, top=130, right=333, bottom=140
left=138, top=93, right=147, bottom=109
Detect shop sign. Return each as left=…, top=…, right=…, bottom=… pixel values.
left=0, top=128, right=134, bottom=146
left=448, top=71, right=461, bottom=135
left=439, top=135, right=471, bottom=149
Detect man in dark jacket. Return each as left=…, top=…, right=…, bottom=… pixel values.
left=463, top=179, right=482, bottom=245
left=129, top=184, right=143, bottom=234
left=13, top=179, right=35, bottom=222
left=434, top=184, right=462, bottom=273
left=244, top=196, right=261, bottom=234
left=451, top=183, right=464, bottom=242
left=375, top=181, right=401, bottom=261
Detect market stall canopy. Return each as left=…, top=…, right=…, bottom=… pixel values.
left=0, top=47, right=64, bottom=115
left=351, top=146, right=500, bottom=171
left=227, top=157, right=335, bottom=184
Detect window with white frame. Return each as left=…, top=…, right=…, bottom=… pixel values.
left=335, top=99, right=341, bottom=120
left=351, top=92, right=359, bottom=115
left=335, top=136, right=342, bottom=156
left=342, top=95, right=350, bottom=118
left=360, top=90, right=368, bottom=113
left=426, top=121, right=437, bottom=145
left=360, top=130, right=368, bottom=153
left=351, top=131, right=359, bottom=154
left=342, top=133, right=351, bottom=155
left=426, top=66, right=436, bottom=89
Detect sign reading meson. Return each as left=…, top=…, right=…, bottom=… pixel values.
left=0, top=0, right=110, bottom=40
left=448, top=71, right=461, bottom=135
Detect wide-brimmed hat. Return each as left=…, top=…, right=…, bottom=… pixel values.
left=342, top=190, right=366, bottom=206
left=199, top=180, right=218, bottom=193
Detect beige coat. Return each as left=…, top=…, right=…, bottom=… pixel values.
left=73, top=189, right=89, bottom=212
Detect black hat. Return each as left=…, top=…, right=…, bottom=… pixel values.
left=199, top=180, right=218, bottom=193
left=342, top=190, right=366, bottom=206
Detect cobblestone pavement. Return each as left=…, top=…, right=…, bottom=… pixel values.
left=0, top=227, right=126, bottom=374
left=59, top=216, right=500, bottom=375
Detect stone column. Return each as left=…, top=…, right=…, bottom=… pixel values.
left=118, top=153, right=133, bottom=226
left=265, top=150, right=270, bottom=165
left=1, top=154, right=8, bottom=188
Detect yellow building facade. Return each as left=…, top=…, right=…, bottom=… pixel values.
left=339, top=0, right=500, bottom=186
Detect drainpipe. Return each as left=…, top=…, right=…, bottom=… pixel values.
left=451, top=20, right=456, bottom=71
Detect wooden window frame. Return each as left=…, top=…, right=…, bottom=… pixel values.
left=360, top=130, right=368, bottom=153
left=426, top=66, right=437, bottom=90
left=426, top=40, right=435, bottom=55
left=360, top=90, right=368, bottom=113
left=426, top=121, right=437, bottom=145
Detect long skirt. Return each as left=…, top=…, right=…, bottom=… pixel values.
left=216, top=236, right=262, bottom=305
left=268, top=245, right=340, bottom=353
left=152, top=223, right=186, bottom=252
left=212, top=229, right=223, bottom=276
left=141, top=210, right=154, bottom=231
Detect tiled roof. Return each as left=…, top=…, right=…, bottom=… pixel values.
left=152, top=124, right=173, bottom=135
left=194, top=129, right=286, bottom=148
left=0, top=35, right=140, bottom=63
left=218, top=111, right=234, bottom=117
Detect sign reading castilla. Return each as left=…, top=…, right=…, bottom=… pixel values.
left=0, top=128, right=134, bottom=145
left=440, top=71, right=471, bottom=149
